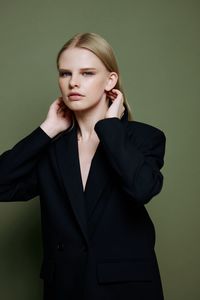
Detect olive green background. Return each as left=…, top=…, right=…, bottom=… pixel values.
left=0, top=0, right=199, bottom=299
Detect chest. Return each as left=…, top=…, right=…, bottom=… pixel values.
left=78, top=139, right=99, bottom=190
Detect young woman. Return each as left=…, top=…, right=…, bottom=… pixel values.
left=0, top=33, right=166, bottom=300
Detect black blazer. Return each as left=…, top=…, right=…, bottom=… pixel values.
left=0, top=111, right=166, bottom=300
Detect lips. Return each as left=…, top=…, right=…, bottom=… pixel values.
left=68, top=92, right=84, bottom=101
left=68, top=92, right=83, bottom=96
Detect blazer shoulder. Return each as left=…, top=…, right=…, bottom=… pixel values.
left=126, top=120, right=166, bottom=141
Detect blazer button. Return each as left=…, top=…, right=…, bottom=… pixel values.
left=57, top=242, right=64, bottom=251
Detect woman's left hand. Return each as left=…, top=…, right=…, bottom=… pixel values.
left=105, top=89, right=125, bottom=119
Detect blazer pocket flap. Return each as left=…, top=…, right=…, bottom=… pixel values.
left=40, top=260, right=55, bottom=282
left=97, top=260, right=154, bottom=284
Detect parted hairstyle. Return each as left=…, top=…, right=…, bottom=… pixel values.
left=56, top=32, right=133, bottom=121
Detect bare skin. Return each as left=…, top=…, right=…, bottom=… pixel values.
left=40, top=89, right=124, bottom=190
left=76, top=89, right=125, bottom=190
left=40, top=48, right=125, bottom=190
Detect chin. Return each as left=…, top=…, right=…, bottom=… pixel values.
left=65, top=103, right=89, bottom=113
left=67, top=101, right=99, bottom=112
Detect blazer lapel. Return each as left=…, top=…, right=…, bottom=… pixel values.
left=84, top=109, right=129, bottom=219
left=84, top=109, right=129, bottom=238
left=84, top=144, right=111, bottom=219
left=54, top=126, right=89, bottom=245
left=53, top=108, right=129, bottom=242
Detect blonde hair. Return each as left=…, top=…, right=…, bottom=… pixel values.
left=57, top=32, right=132, bottom=120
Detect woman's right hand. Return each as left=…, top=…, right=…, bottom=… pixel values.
left=40, top=97, right=73, bottom=138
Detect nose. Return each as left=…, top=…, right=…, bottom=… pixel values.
left=69, top=74, right=80, bottom=88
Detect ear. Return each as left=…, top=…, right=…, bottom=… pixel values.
left=105, top=72, right=118, bottom=91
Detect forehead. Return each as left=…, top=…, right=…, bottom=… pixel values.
left=58, top=47, right=106, bottom=70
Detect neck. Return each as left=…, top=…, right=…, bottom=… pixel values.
left=74, top=99, right=109, bottom=141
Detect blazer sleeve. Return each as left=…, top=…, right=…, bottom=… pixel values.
left=0, top=127, right=52, bottom=202
left=95, top=118, right=166, bottom=205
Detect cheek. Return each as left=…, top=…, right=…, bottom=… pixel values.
left=58, top=79, right=67, bottom=91
left=88, top=78, right=107, bottom=94
left=58, top=80, right=62, bottom=91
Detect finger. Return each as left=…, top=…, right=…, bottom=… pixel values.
left=57, top=98, right=65, bottom=106
left=106, top=91, right=118, bottom=101
left=111, top=89, right=121, bottom=95
left=109, top=90, right=118, bottom=97
left=107, top=94, right=116, bottom=101
left=110, top=89, right=124, bottom=101
left=55, top=97, right=63, bottom=104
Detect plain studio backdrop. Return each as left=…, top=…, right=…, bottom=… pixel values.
left=0, top=0, right=199, bottom=299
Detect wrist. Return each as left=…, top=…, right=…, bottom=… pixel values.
left=40, top=120, right=60, bottom=138
left=105, top=113, right=120, bottom=119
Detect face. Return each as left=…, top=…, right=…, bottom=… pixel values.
left=58, top=47, right=117, bottom=113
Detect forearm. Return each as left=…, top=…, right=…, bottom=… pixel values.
left=0, top=127, right=51, bottom=183
left=0, top=127, right=52, bottom=201
left=40, top=121, right=62, bottom=138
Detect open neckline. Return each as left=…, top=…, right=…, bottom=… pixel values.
left=76, top=132, right=100, bottom=193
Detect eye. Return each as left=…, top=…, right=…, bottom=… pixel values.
left=59, top=71, right=71, bottom=77
left=82, top=71, right=94, bottom=76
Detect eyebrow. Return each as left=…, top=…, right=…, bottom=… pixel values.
left=58, top=68, right=97, bottom=72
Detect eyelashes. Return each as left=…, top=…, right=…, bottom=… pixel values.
left=82, top=72, right=95, bottom=76
left=59, top=71, right=71, bottom=77
left=59, top=71, right=95, bottom=77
